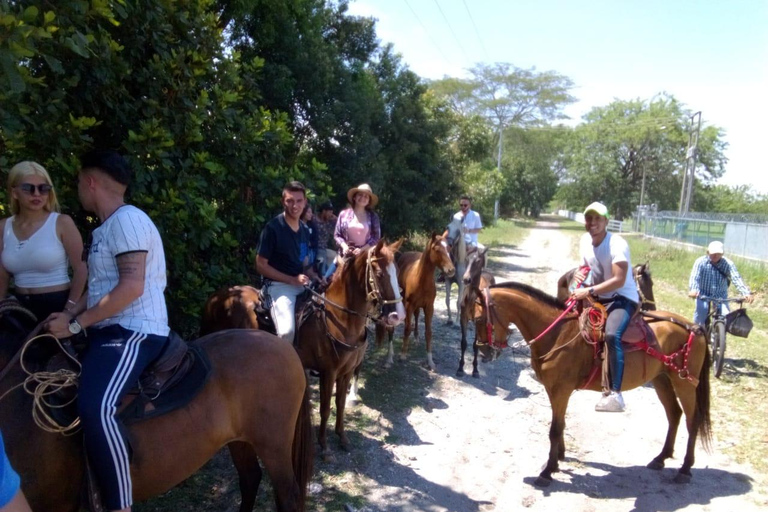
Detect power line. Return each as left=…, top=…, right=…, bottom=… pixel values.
left=432, top=0, right=471, bottom=62
left=461, top=0, right=489, bottom=60
left=403, top=0, right=452, bottom=67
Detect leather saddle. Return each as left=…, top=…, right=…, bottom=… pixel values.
left=39, top=330, right=211, bottom=428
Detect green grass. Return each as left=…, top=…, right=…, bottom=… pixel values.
left=478, top=218, right=532, bottom=248
left=625, top=235, right=768, bottom=479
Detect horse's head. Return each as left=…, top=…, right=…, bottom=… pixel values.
left=463, top=245, right=487, bottom=286
left=634, top=262, right=656, bottom=311
left=366, top=239, right=406, bottom=327
left=445, top=218, right=466, bottom=264
left=429, top=233, right=455, bottom=277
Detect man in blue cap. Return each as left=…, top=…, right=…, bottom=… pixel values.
left=571, top=202, right=638, bottom=412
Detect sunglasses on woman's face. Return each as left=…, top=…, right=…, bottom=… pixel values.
left=17, top=183, right=53, bottom=195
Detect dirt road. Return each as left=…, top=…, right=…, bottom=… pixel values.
left=348, top=217, right=766, bottom=512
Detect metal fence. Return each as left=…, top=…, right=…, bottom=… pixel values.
left=635, top=211, right=768, bottom=262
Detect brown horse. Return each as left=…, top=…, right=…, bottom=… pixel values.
left=556, top=262, right=656, bottom=311
left=456, top=246, right=495, bottom=378
left=0, top=304, right=313, bottom=512
left=376, top=233, right=455, bottom=371
left=202, top=239, right=405, bottom=459
left=473, top=283, right=711, bottom=487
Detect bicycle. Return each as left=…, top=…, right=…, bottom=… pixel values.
left=699, top=296, right=747, bottom=378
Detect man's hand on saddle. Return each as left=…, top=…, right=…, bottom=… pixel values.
left=45, top=311, right=74, bottom=339
left=293, top=274, right=311, bottom=287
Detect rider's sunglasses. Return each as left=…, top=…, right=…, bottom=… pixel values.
left=460, top=203, right=469, bottom=208
left=17, top=183, right=53, bottom=195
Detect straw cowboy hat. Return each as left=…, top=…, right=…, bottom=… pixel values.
left=347, top=183, right=379, bottom=207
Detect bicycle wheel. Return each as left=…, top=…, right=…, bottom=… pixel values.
left=711, top=321, right=727, bottom=378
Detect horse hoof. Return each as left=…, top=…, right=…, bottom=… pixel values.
left=534, top=475, right=552, bottom=487
left=673, top=472, right=692, bottom=484
left=472, top=370, right=480, bottom=378
left=384, top=360, right=393, bottom=369
left=456, top=368, right=465, bottom=377
left=322, top=451, right=335, bottom=463
left=647, top=459, right=665, bottom=470
left=446, top=319, right=454, bottom=326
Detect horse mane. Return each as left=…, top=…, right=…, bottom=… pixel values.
left=490, top=281, right=566, bottom=310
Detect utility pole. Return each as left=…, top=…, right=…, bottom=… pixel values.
left=494, top=121, right=503, bottom=220
left=678, top=111, right=702, bottom=215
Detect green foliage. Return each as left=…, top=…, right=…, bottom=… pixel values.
left=556, top=94, right=728, bottom=219
left=0, top=0, right=321, bottom=334
left=693, top=183, right=768, bottom=214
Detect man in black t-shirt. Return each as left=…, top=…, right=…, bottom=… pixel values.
left=256, top=181, right=317, bottom=341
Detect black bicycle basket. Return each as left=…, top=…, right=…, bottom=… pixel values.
left=725, top=308, right=753, bottom=338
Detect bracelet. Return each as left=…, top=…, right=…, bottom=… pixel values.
left=67, top=299, right=77, bottom=306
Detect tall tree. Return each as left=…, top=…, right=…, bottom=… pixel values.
left=556, top=95, right=728, bottom=219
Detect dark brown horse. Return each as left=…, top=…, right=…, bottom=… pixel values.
left=0, top=304, right=313, bottom=512
left=202, top=239, right=405, bottom=459
left=473, top=283, right=711, bottom=486
left=456, top=246, right=495, bottom=378
left=556, top=262, right=656, bottom=311
left=376, top=233, right=454, bottom=371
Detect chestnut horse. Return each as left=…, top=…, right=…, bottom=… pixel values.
left=376, top=233, right=455, bottom=371
left=456, top=246, right=495, bottom=378
left=556, top=262, right=656, bottom=311
left=202, top=240, right=405, bottom=459
left=0, top=303, right=312, bottom=512
left=473, top=283, right=711, bottom=487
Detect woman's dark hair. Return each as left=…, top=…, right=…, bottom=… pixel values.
left=80, top=149, right=132, bottom=186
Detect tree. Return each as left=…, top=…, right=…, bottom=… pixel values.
left=431, top=63, right=576, bottom=217
left=556, top=94, right=728, bottom=219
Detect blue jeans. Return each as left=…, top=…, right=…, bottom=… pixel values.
left=603, top=296, right=638, bottom=392
left=694, top=297, right=729, bottom=326
left=0, top=432, right=20, bottom=508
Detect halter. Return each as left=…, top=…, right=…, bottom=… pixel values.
left=306, top=246, right=401, bottom=323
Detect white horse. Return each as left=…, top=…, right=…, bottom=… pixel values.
left=444, top=217, right=467, bottom=325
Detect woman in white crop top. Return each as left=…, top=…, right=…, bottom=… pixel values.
left=0, top=162, right=87, bottom=321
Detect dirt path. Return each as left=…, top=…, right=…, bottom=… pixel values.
left=347, top=217, right=766, bottom=512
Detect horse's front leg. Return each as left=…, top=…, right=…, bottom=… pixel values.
left=346, top=361, right=362, bottom=406
left=536, top=388, right=571, bottom=487
left=424, top=304, right=435, bottom=371
left=647, top=374, right=682, bottom=470
left=671, top=374, right=700, bottom=483
left=317, top=372, right=335, bottom=461
left=471, top=329, right=480, bottom=378
left=445, top=281, right=453, bottom=325
left=385, top=325, right=395, bottom=368
left=413, top=308, right=421, bottom=342
left=399, top=308, right=414, bottom=362
left=335, top=371, right=354, bottom=451
left=457, top=310, right=468, bottom=377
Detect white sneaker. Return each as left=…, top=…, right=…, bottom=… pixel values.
left=595, top=391, right=625, bottom=412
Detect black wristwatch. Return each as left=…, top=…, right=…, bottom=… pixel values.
left=589, top=287, right=597, bottom=297
left=68, top=317, right=83, bottom=335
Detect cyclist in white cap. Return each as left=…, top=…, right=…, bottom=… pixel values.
left=688, top=240, right=753, bottom=325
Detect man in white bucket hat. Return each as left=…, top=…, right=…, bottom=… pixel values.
left=688, top=240, right=753, bottom=326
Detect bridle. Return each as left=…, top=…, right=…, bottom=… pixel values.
left=306, top=246, right=401, bottom=323
left=635, top=270, right=655, bottom=308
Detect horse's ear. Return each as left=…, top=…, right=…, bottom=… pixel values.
left=389, top=238, right=405, bottom=253
left=374, top=239, right=385, bottom=251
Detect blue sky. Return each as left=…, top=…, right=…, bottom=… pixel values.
left=347, top=0, right=768, bottom=194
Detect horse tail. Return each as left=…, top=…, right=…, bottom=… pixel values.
left=292, top=382, right=314, bottom=512
left=695, top=337, right=713, bottom=452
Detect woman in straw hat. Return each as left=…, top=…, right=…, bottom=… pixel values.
left=323, top=183, right=381, bottom=280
